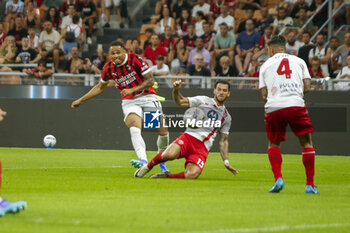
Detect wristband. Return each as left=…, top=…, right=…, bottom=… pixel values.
left=224, top=159, right=229, bottom=165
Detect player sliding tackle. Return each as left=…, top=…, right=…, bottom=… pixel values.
left=71, top=41, right=170, bottom=174
left=135, top=80, right=238, bottom=179
left=0, top=108, right=27, bottom=217
left=259, top=35, right=319, bottom=194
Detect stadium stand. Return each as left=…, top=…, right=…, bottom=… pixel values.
left=0, top=0, right=349, bottom=90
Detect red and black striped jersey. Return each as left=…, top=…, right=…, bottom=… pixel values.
left=160, top=36, right=175, bottom=53
left=201, top=31, right=215, bottom=50
left=101, top=53, right=156, bottom=99
left=183, top=34, right=197, bottom=51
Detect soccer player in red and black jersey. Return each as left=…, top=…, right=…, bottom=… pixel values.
left=0, top=108, right=27, bottom=217
left=71, top=41, right=170, bottom=173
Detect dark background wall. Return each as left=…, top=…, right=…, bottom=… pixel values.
left=0, top=86, right=349, bottom=155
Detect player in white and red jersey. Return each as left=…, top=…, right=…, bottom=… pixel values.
left=71, top=41, right=170, bottom=174
left=135, top=80, right=238, bottom=179
left=259, top=35, right=319, bottom=194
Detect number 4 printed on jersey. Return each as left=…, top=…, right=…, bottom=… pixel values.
left=277, top=58, right=292, bottom=79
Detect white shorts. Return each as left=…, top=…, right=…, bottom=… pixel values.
left=121, top=94, right=162, bottom=122
left=105, top=0, right=121, bottom=7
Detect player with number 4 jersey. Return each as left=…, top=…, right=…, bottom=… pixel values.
left=259, top=35, right=319, bottom=194
left=134, top=80, right=238, bottom=179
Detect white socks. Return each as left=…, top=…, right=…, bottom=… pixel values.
left=157, top=133, right=169, bottom=152
left=129, top=127, right=169, bottom=162
left=129, top=127, right=147, bottom=162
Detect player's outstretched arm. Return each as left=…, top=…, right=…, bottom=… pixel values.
left=0, top=108, right=7, bottom=122
left=172, top=80, right=189, bottom=107
left=219, top=133, right=238, bottom=175
left=71, top=81, right=108, bottom=108
left=121, top=72, right=155, bottom=97
left=303, top=79, right=311, bottom=94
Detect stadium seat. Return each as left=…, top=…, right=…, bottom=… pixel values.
left=253, top=10, right=262, bottom=20
left=234, top=9, right=247, bottom=20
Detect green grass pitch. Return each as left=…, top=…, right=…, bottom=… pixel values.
left=0, top=148, right=349, bottom=233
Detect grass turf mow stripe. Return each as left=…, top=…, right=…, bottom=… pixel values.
left=0, top=148, right=349, bottom=233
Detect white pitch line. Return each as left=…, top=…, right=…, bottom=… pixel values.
left=3, top=166, right=125, bottom=170
left=185, top=223, right=350, bottom=233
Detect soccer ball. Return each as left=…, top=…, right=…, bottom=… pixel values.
left=43, top=135, right=56, bottom=148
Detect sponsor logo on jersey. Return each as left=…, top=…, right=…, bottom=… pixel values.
left=207, top=110, right=218, bottom=121
left=112, top=71, right=137, bottom=86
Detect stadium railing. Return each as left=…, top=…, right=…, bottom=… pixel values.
left=310, top=2, right=350, bottom=43
left=325, top=25, right=350, bottom=47
left=278, top=26, right=301, bottom=36
left=300, top=0, right=330, bottom=32
left=0, top=63, right=55, bottom=71
left=0, top=72, right=348, bottom=91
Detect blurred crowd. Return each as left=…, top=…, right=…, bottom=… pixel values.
left=0, top=0, right=350, bottom=88
left=136, top=0, right=350, bottom=89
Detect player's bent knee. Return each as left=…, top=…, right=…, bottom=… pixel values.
left=125, top=113, right=142, bottom=128
left=162, top=143, right=180, bottom=160
left=185, top=170, right=201, bottom=179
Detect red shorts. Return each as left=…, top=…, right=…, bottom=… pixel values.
left=265, top=106, right=313, bottom=142
left=173, top=133, right=209, bottom=172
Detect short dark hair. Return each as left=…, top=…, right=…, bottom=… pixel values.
left=303, top=31, right=311, bottom=37
left=268, top=35, right=286, bottom=47
left=109, top=40, right=126, bottom=49
left=311, top=57, right=320, bottom=63
left=196, top=11, right=204, bottom=18
left=215, top=80, right=230, bottom=90
left=203, top=21, right=211, bottom=26
left=72, top=14, right=80, bottom=24
left=38, top=60, right=47, bottom=67
left=145, top=28, right=154, bottom=33
left=330, top=36, right=339, bottom=41
left=156, top=55, right=164, bottom=61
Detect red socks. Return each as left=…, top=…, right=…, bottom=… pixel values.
left=148, top=153, right=185, bottom=179
left=268, top=147, right=283, bottom=181
left=302, top=147, right=315, bottom=187
left=268, top=146, right=315, bottom=186
left=147, top=152, right=164, bottom=169
left=168, top=172, right=185, bottom=179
